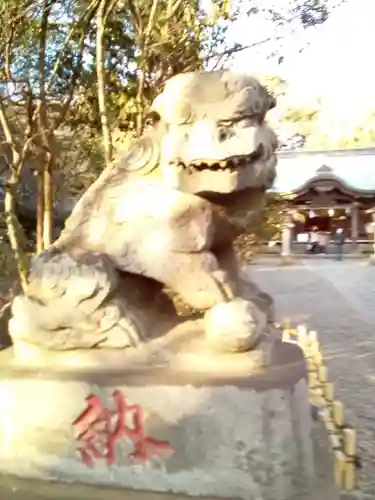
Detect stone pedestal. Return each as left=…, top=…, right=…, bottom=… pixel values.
left=0, top=325, right=339, bottom=500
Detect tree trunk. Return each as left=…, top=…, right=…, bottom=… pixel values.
left=42, top=155, right=54, bottom=248
left=0, top=98, right=30, bottom=290
left=38, top=0, right=53, bottom=250
left=4, top=177, right=29, bottom=293
left=96, top=0, right=113, bottom=166
left=135, top=68, right=146, bottom=138
left=36, top=169, right=44, bottom=254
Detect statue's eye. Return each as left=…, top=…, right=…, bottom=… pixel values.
left=144, top=111, right=161, bottom=128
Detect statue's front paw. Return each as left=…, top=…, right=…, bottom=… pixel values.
left=204, top=298, right=267, bottom=352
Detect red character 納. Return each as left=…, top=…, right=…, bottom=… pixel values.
left=72, top=390, right=174, bottom=467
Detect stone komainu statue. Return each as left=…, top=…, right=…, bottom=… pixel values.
left=9, top=70, right=278, bottom=354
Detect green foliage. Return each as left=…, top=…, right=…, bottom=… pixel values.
left=0, top=0, right=347, bottom=197
left=282, top=107, right=318, bottom=123
left=235, top=194, right=287, bottom=262
left=278, top=103, right=375, bottom=150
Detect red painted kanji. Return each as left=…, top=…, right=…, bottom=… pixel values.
left=72, top=390, right=174, bottom=467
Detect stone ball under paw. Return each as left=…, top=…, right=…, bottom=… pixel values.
left=204, top=298, right=266, bottom=352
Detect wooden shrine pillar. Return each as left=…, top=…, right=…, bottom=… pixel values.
left=350, top=202, right=360, bottom=251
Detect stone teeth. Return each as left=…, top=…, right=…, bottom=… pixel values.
left=178, top=155, right=257, bottom=172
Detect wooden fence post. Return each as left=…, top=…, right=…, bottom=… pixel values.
left=281, top=320, right=359, bottom=493
left=343, top=428, right=357, bottom=490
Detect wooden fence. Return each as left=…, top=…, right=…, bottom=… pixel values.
left=275, top=319, right=360, bottom=493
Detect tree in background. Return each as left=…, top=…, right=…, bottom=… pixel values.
left=272, top=97, right=375, bottom=151
left=234, top=193, right=288, bottom=262
left=0, top=0, right=347, bottom=288
left=0, top=0, right=98, bottom=271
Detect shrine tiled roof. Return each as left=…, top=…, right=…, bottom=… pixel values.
left=272, top=147, right=375, bottom=194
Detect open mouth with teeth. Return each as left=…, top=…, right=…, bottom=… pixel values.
left=170, top=145, right=265, bottom=173
left=168, top=144, right=272, bottom=195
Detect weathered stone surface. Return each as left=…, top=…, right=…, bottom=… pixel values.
left=2, top=71, right=325, bottom=500
left=0, top=341, right=337, bottom=500
left=8, top=70, right=278, bottom=355
left=204, top=297, right=266, bottom=352
left=7, top=296, right=273, bottom=371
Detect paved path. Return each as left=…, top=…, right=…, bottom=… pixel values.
left=251, top=260, right=375, bottom=496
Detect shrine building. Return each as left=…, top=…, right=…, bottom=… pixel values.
left=272, top=147, right=375, bottom=255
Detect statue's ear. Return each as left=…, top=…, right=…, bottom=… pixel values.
left=144, top=110, right=161, bottom=129
left=119, top=136, right=160, bottom=174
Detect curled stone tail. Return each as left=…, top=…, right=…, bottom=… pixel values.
left=9, top=250, right=144, bottom=350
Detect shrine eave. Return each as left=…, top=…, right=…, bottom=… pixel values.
left=271, top=147, right=375, bottom=196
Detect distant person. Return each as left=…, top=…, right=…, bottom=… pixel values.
left=307, top=228, right=319, bottom=254
left=334, top=228, right=345, bottom=261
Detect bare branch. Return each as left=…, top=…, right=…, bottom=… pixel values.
left=45, top=0, right=100, bottom=94
left=2, top=1, right=35, bottom=84
left=4, top=24, right=15, bottom=82
left=208, top=37, right=279, bottom=70
left=37, top=0, right=53, bottom=149
left=0, top=300, right=11, bottom=319
left=52, top=5, right=99, bottom=131
left=103, top=0, right=119, bottom=23
left=165, top=0, right=185, bottom=20
left=128, top=1, right=143, bottom=33
left=0, top=96, right=18, bottom=158
left=132, top=0, right=162, bottom=136
left=144, top=0, right=160, bottom=45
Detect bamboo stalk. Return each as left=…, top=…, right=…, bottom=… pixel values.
left=324, top=381, right=334, bottom=403
left=343, top=428, right=357, bottom=491
left=309, top=340, right=319, bottom=358
left=343, top=428, right=356, bottom=456
left=318, top=365, right=328, bottom=383
left=333, top=450, right=346, bottom=489
left=329, top=432, right=341, bottom=450
left=306, top=358, right=315, bottom=372
left=297, top=324, right=307, bottom=337
left=333, top=401, right=344, bottom=428
left=321, top=408, right=331, bottom=427
left=325, top=418, right=341, bottom=450
left=288, top=321, right=358, bottom=492
left=324, top=382, right=335, bottom=421
left=308, top=330, right=317, bottom=343
left=305, top=330, right=317, bottom=360
left=314, top=348, right=324, bottom=367
left=297, top=324, right=308, bottom=352
left=283, top=329, right=290, bottom=342
left=308, top=371, right=318, bottom=390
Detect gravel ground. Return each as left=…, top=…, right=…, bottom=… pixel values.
left=250, top=259, right=375, bottom=497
